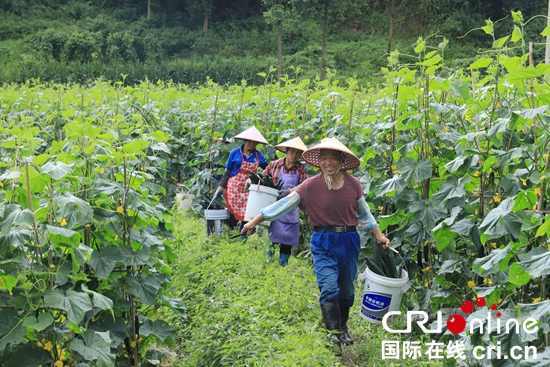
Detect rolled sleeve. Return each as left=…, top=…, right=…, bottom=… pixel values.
left=357, top=196, right=379, bottom=233
left=260, top=191, right=301, bottom=221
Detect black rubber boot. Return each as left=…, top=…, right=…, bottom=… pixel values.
left=340, top=306, right=354, bottom=345
left=320, top=302, right=342, bottom=356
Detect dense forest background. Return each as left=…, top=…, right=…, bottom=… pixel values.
left=0, top=0, right=547, bottom=85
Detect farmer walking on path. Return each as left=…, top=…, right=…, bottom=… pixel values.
left=261, top=137, right=309, bottom=266
left=218, top=126, right=269, bottom=230
left=241, top=137, right=390, bottom=354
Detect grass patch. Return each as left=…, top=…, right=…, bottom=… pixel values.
left=164, top=214, right=445, bottom=366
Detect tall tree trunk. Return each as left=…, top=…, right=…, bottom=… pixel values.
left=386, top=0, right=394, bottom=54
left=387, top=13, right=393, bottom=54
left=277, top=21, right=283, bottom=87
left=320, top=0, right=329, bottom=81
left=203, top=0, right=209, bottom=34
left=147, top=0, right=151, bottom=20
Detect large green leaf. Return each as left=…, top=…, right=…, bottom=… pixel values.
left=514, top=190, right=537, bottom=212
left=439, top=257, right=462, bottom=274
left=492, top=148, right=523, bottom=169
left=43, top=289, right=93, bottom=324
left=515, top=247, right=550, bottom=278
left=375, top=175, right=404, bottom=197
left=22, top=311, right=54, bottom=331
left=472, top=244, right=512, bottom=276
left=487, top=118, right=508, bottom=140
left=0, top=275, right=16, bottom=292
left=396, top=158, right=432, bottom=185
left=432, top=176, right=470, bottom=202
left=469, top=57, right=493, bottom=69
left=0, top=309, right=26, bottom=350
left=514, top=106, right=547, bottom=119
left=121, top=140, right=149, bottom=155
left=536, top=214, right=550, bottom=237
left=89, top=247, right=124, bottom=279
left=118, top=245, right=151, bottom=266
left=432, top=223, right=457, bottom=251
left=508, top=263, right=531, bottom=286
left=450, top=79, right=469, bottom=100
left=159, top=295, right=186, bottom=316
left=409, top=199, right=447, bottom=230
left=81, top=284, right=114, bottom=318
left=0, top=169, right=20, bottom=180
left=124, top=274, right=163, bottom=305
left=73, top=243, right=94, bottom=265
left=3, top=343, right=52, bottom=366
left=379, top=211, right=403, bottom=231
left=450, top=218, right=475, bottom=236
left=444, top=155, right=468, bottom=173
left=479, top=197, right=515, bottom=239
left=405, top=221, right=432, bottom=245
left=70, top=329, right=115, bottom=367
left=518, top=300, right=550, bottom=327
left=0, top=228, right=33, bottom=248
left=46, top=224, right=80, bottom=247
left=140, top=318, right=176, bottom=345
left=53, top=193, right=93, bottom=228
left=511, top=25, right=522, bottom=43
left=41, top=161, right=73, bottom=180
left=502, top=213, right=522, bottom=239
left=0, top=204, right=34, bottom=235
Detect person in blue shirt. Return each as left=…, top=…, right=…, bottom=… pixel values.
left=218, top=126, right=269, bottom=229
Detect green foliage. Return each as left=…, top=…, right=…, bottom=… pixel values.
left=0, top=82, right=182, bottom=365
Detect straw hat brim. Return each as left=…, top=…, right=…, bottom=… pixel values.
left=301, top=137, right=360, bottom=170
left=275, top=136, right=308, bottom=153
left=234, top=126, right=268, bottom=145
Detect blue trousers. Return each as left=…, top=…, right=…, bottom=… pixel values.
left=310, top=231, right=361, bottom=309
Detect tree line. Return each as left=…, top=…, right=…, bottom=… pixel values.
left=0, top=0, right=547, bottom=85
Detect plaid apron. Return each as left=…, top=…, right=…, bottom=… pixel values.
left=224, top=151, right=260, bottom=222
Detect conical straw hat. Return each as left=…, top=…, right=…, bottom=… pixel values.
left=301, top=137, right=360, bottom=170
left=234, top=126, right=268, bottom=144
left=274, top=136, right=308, bottom=153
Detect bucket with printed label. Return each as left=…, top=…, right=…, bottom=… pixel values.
left=361, top=266, right=409, bottom=324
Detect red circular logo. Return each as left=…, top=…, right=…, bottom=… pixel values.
left=447, top=314, right=467, bottom=334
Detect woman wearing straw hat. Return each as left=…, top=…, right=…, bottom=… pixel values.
left=261, top=137, right=309, bottom=266
left=241, top=137, right=390, bottom=353
left=218, top=126, right=269, bottom=229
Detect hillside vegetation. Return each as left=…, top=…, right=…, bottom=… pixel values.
left=0, top=0, right=547, bottom=85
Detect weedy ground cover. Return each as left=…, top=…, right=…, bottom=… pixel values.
left=165, top=215, right=442, bottom=366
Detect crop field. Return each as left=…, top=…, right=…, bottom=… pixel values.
left=1, top=12, right=550, bottom=366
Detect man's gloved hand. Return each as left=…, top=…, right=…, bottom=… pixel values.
left=214, top=187, right=224, bottom=199
left=245, top=178, right=251, bottom=190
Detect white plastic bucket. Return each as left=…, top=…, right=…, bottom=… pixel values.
left=244, top=184, right=280, bottom=226
left=175, top=192, right=194, bottom=215
left=360, top=267, right=409, bottom=324
left=175, top=185, right=194, bottom=216
left=205, top=209, right=228, bottom=236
